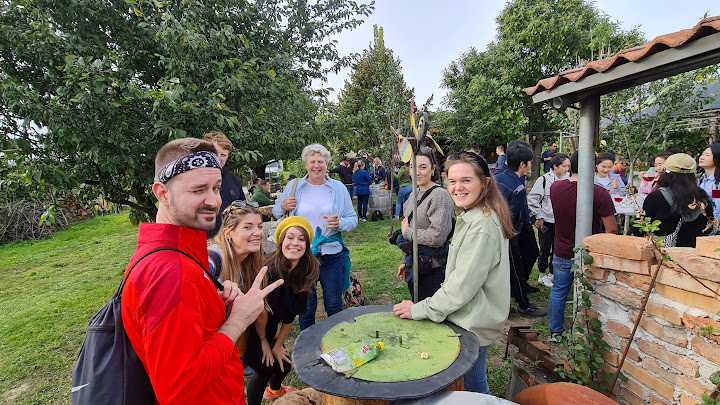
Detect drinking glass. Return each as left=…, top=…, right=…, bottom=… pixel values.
left=387, top=273, right=404, bottom=289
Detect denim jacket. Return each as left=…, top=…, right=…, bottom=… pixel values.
left=272, top=174, right=358, bottom=234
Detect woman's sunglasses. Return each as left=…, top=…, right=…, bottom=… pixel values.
left=231, top=200, right=259, bottom=208
left=222, top=200, right=260, bottom=220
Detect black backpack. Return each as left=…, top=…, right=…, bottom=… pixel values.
left=71, top=247, right=223, bottom=405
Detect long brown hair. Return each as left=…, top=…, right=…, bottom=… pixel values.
left=263, top=226, right=319, bottom=295
left=210, top=204, right=264, bottom=293
left=444, top=151, right=516, bottom=239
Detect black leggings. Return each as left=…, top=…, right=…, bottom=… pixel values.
left=407, top=267, right=445, bottom=302
left=245, top=359, right=292, bottom=405
left=537, top=222, right=555, bottom=274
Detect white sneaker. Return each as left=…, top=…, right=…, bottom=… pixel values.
left=548, top=273, right=554, bottom=282
left=539, top=274, right=553, bottom=287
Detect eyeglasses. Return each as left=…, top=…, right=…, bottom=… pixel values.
left=231, top=200, right=259, bottom=208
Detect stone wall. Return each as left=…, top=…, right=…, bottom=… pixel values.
left=582, top=233, right=720, bottom=405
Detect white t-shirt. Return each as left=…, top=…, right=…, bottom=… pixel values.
left=595, top=175, right=613, bottom=190
left=295, top=182, right=341, bottom=254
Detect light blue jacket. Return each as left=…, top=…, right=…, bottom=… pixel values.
left=272, top=174, right=358, bottom=234
left=698, top=173, right=720, bottom=220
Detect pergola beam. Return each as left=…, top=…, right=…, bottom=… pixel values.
left=533, top=32, right=720, bottom=106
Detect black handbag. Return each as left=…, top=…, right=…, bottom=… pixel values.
left=71, top=247, right=223, bottom=405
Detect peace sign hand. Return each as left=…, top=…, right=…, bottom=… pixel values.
left=218, top=267, right=284, bottom=343
left=228, top=266, right=283, bottom=319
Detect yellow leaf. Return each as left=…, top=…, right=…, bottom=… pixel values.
left=133, top=7, right=143, bottom=17
left=267, top=70, right=276, bottom=77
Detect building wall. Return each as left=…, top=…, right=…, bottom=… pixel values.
left=582, top=233, right=720, bottom=405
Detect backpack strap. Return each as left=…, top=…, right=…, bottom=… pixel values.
left=538, top=175, right=548, bottom=206
left=208, top=248, right=223, bottom=279
left=117, top=247, right=224, bottom=298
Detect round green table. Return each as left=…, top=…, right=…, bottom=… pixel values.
left=292, top=305, right=480, bottom=404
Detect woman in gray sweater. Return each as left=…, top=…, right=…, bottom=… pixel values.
left=397, top=148, right=455, bottom=301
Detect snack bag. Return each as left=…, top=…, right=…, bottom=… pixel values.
left=320, top=340, right=385, bottom=373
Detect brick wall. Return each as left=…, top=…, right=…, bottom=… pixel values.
left=582, top=234, right=720, bottom=405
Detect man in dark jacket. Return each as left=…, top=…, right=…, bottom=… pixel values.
left=203, top=131, right=246, bottom=238
left=495, top=143, right=545, bottom=317
left=329, top=155, right=355, bottom=197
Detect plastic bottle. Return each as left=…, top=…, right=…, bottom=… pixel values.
left=320, top=340, right=385, bottom=373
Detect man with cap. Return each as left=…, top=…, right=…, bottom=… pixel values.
left=329, top=152, right=356, bottom=197
left=120, top=137, right=283, bottom=404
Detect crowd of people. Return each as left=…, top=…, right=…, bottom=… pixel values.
left=115, top=131, right=718, bottom=404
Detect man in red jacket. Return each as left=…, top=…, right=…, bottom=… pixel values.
left=121, top=138, right=282, bottom=404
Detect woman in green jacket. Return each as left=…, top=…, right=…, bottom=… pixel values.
left=393, top=151, right=514, bottom=395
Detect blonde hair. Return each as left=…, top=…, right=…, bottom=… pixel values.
left=210, top=205, right=264, bottom=293
left=203, top=131, right=234, bottom=151
left=444, top=152, right=516, bottom=239
left=154, top=138, right=216, bottom=175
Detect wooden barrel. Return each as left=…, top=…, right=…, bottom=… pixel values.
left=262, top=220, right=278, bottom=254
left=368, top=184, right=392, bottom=217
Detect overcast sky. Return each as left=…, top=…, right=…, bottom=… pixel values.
left=313, top=0, right=719, bottom=110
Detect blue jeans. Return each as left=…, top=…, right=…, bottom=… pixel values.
left=345, top=185, right=354, bottom=198
left=395, top=186, right=412, bottom=217
left=548, top=255, right=574, bottom=334
left=299, top=252, right=345, bottom=330
left=464, top=345, right=490, bottom=394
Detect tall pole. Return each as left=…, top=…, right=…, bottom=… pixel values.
left=411, top=151, right=419, bottom=303
left=573, top=95, right=600, bottom=333
left=575, top=96, right=599, bottom=247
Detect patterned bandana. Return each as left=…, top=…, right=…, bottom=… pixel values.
left=154, top=151, right=222, bottom=184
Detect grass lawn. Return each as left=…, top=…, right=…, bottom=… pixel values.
left=0, top=211, right=562, bottom=404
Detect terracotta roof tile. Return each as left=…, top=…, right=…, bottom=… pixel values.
left=523, top=16, right=720, bottom=96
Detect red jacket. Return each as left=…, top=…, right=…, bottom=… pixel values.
left=121, top=223, right=245, bottom=404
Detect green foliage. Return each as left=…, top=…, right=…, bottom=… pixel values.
left=698, top=371, right=720, bottom=404
left=600, top=66, right=720, bottom=186
left=282, top=159, right=307, bottom=179
left=336, top=25, right=414, bottom=160
left=553, top=246, right=625, bottom=393
left=441, top=0, right=643, bottom=165
left=632, top=215, right=666, bottom=246
left=0, top=0, right=374, bottom=221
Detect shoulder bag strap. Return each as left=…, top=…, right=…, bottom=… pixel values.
left=407, top=185, right=440, bottom=224
left=281, top=179, right=300, bottom=217
left=117, top=247, right=224, bottom=298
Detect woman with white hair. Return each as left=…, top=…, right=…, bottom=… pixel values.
left=273, top=144, right=358, bottom=330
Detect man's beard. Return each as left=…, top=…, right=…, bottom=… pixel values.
left=169, top=199, right=218, bottom=232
